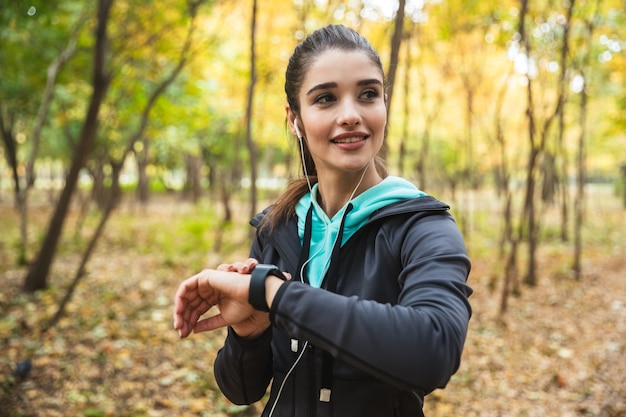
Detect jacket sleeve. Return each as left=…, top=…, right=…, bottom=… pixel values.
left=213, top=233, right=274, bottom=405
left=213, top=326, right=273, bottom=405
left=269, top=212, right=472, bottom=393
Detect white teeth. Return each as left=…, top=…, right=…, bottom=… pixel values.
left=334, top=136, right=364, bottom=144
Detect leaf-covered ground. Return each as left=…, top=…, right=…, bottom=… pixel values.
left=1, top=189, right=624, bottom=417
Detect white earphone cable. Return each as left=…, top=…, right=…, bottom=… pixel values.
left=267, top=119, right=371, bottom=416
left=267, top=339, right=309, bottom=417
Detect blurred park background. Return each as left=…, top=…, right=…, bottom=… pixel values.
left=1, top=0, right=625, bottom=416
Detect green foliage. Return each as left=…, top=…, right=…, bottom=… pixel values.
left=2, top=0, right=624, bottom=198
left=123, top=202, right=220, bottom=269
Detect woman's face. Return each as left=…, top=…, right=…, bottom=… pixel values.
left=289, top=49, right=387, bottom=178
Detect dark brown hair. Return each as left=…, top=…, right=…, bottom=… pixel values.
left=262, top=24, right=388, bottom=229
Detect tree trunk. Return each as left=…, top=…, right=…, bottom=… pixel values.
left=136, top=136, right=150, bottom=204
left=398, top=31, right=411, bottom=177
left=489, top=61, right=520, bottom=315
left=511, top=0, right=540, bottom=287
left=245, top=0, right=258, bottom=221
left=555, top=0, right=575, bottom=243
left=1, top=28, right=79, bottom=266
left=383, top=0, right=406, bottom=159
left=42, top=162, right=122, bottom=332
left=412, top=25, right=444, bottom=192
left=524, top=0, right=575, bottom=287
left=220, top=170, right=233, bottom=224
left=90, top=156, right=109, bottom=210
left=184, top=153, right=202, bottom=203
left=522, top=147, right=539, bottom=287
left=622, top=164, right=626, bottom=209
left=0, top=109, right=28, bottom=264
left=40, top=0, right=204, bottom=330
left=573, top=0, right=600, bottom=280
left=462, top=77, right=475, bottom=188
left=557, top=114, right=570, bottom=242
left=541, top=152, right=558, bottom=204
left=23, top=0, right=113, bottom=293
left=500, top=236, right=519, bottom=315
left=573, top=79, right=587, bottom=281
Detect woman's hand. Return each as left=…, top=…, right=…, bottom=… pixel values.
left=173, top=267, right=268, bottom=339
left=174, top=258, right=284, bottom=339
left=216, top=258, right=275, bottom=337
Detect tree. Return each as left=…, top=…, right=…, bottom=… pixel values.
left=44, top=0, right=206, bottom=327
left=24, top=0, right=113, bottom=293
left=0, top=1, right=86, bottom=264
left=383, top=0, right=406, bottom=158
left=572, top=0, right=603, bottom=280
left=245, top=0, right=259, bottom=220
left=492, top=0, right=580, bottom=290
left=490, top=58, right=520, bottom=315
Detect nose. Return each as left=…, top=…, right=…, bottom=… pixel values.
left=336, top=98, right=361, bottom=127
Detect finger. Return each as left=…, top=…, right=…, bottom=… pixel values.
left=173, top=282, right=194, bottom=330
left=245, top=258, right=259, bottom=269
left=194, top=313, right=229, bottom=334
left=230, top=261, right=248, bottom=273
left=173, top=273, right=211, bottom=333
left=174, top=299, right=193, bottom=336
left=173, top=287, right=197, bottom=330
left=178, top=323, right=191, bottom=338
left=217, top=263, right=235, bottom=271
left=174, top=310, right=190, bottom=337
left=174, top=273, right=203, bottom=302
left=177, top=304, right=208, bottom=338
left=173, top=310, right=183, bottom=330
left=236, top=258, right=259, bottom=273
left=284, top=272, right=292, bottom=281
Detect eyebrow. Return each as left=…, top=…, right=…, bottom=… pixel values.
left=305, top=78, right=383, bottom=96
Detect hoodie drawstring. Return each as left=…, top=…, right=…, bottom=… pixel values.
left=297, top=203, right=354, bottom=403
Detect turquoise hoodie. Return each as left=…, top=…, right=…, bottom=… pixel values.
left=295, top=176, right=426, bottom=288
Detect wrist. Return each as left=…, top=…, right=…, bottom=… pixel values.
left=265, top=276, right=284, bottom=311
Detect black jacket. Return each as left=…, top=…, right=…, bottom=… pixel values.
left=214, top=196, right=472, bottom=417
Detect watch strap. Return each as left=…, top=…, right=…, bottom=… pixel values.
left=249, top=264, right=286, bottom=312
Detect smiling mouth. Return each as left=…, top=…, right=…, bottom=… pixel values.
left=332, top=136, right=367, bottom=144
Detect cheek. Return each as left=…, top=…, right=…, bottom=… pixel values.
left=372, top=107, right=387, bottom=132
left=302, top=114, right=328, bottom=140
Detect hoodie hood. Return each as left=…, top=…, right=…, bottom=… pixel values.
left=295, top=176, right=426, bottom=288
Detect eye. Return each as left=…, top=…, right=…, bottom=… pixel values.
left=314, top=93, right=335, bottom=104
left=360, top=89, right=380, bottom=100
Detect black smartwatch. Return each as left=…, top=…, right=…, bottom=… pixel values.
left=249, top=264, right=287, bottom=312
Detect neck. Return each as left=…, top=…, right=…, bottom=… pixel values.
left=316, top=163, right=382, bottom=218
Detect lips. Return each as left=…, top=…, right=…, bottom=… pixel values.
left=331, top=132, right=369, bottom=144
left=332, top=136, right=366, bottom=144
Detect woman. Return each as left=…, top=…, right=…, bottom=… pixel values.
left=174, top=24, right=472, bottom=417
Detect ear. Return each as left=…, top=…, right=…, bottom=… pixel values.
left=285, top=105, right=298, bottom=137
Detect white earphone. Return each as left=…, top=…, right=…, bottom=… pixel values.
left=294, top=117, right=303, bottom=141
left=294, top=117, right=313, bottom=192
